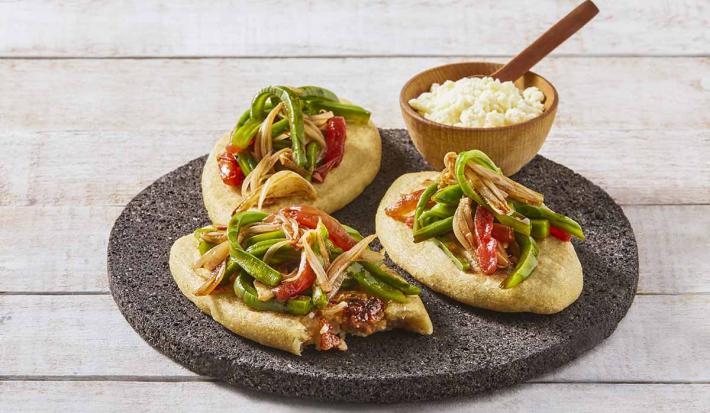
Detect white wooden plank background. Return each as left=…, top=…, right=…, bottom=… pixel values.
left=1, top=295, right=707, bottom=382
left=1, top=205, right=708, bottom=294
left=1, top=58, right=707, bottom=132
left=0, top=382, right=707, bottom=413
left=0, top=0, right=707, bottom=57
left=1, top=129, right=707, bottom=207
left=0, top=0, right=708, bottom=411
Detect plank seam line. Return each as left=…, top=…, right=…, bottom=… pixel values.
left=3, top=127, right=704, bottom=133
left=2, top=291, right=709, bottom=296
left=0, top=376, right=708, bottom=385
left=0, top=54, right=707, bottom=60
left=635, top=292, right=710, bottom=296
left=617, top=203, right=710, bottom=207
left=0, top=291, right=110, bottom=296
left=528, top=380, right=710, bottom=385
left=1, top=203, right=708, bottom=209
left=0, top=376, right=214, bottom=383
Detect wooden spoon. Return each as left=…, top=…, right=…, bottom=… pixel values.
left=491, top=0, right=599, bottom=82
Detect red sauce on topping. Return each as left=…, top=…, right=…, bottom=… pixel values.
left=334, top=292, right=385, bottom=335
left=317, top=318, right=342, bottom=351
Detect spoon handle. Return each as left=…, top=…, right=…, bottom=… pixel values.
left=491, top=0, right=599, bottom=82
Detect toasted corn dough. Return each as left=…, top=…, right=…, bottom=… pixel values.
left=169, top=235, right=432, bottom=355
left=377, top=172, right=583, bottom=315
left=202, top=118, right=381, bottom=224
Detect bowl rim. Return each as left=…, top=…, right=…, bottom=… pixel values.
left=399, top=61, right=559, bottom=132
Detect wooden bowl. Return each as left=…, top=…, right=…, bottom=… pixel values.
left=400, top=61, right=558, bottom=175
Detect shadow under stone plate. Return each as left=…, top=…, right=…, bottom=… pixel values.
left=108, top=129, right=638, bottom=403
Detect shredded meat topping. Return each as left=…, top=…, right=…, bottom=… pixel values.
left=333, top=291, right=386, bottom=336
left=312, top=291, right=388, bottom=351
left=316, top=318, right=345, bottom=351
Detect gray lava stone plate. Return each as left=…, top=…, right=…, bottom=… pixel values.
left=108, top=129, right=638, bottom=403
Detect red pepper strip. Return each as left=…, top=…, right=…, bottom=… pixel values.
left=385, top=188, right=425, bottom=223
left=404, top=215, right=415, bottom=228
left=474, top=205, right=494, bottom=243
left=225, top=144, right=243, bottom=155
left=549, top=226, right=572, bottom=241
left=217, top=151, right=244, bottom=186
left=312, top=116, right=347, bottom=183
left=273, top=251, right=316, bottom=300
left=281, top=205, right=358, bottom=251
left=491, top=223, right=514, bottom=243
left=474, top=206, right=498, bottom=274
left=312, top=159, right=337, bottom=183
left=477, top=238, right=498, bottom=275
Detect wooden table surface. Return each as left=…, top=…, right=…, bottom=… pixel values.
left=1, top=1, right=708, bottom=412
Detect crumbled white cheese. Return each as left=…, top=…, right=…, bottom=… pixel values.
left=409, top=76, right=545, bottom=128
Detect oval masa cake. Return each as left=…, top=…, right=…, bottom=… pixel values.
left=169, top=223, right=432, bottom=355
left=202, top=120, right=381, bottom=224
left=377, top=171, right=583, bottom=314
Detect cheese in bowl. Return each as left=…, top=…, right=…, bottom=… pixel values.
left=409, top=76, right=545, bottom=128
